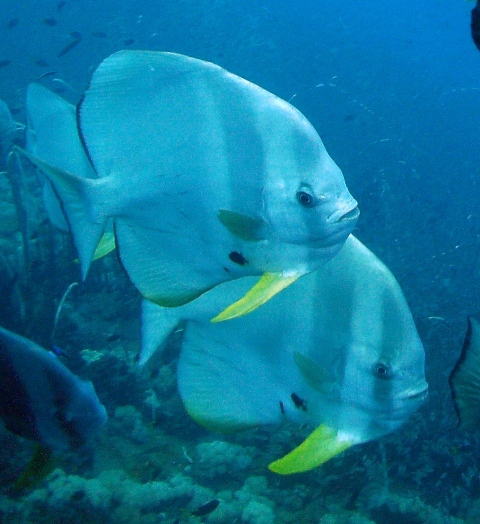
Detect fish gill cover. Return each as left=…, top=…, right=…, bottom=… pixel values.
left=0, top=0, right=479, bottom=523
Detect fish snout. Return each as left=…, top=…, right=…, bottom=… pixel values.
left=328, top=199, right=360, bottom=224
left=404, top=383, right=429, bottom=402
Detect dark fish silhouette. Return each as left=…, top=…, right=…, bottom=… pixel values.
left=450, top=317, right=480, bottom=428
left=57, top=35, right=82, bottom=58
left=0, top=60, right=11, bottom=68
left=7, top=18, right=19, bottom=29
left=472, top=1, right=480, bottom=51
left=42, top=18, right=58, bottom=27
left=0, top=326, right=107, bottom=488
left=191, top=499, right=220, bottom=517
left=35, top=71, right=57, bottom=80
left=0, top=326, right=107, bottom=451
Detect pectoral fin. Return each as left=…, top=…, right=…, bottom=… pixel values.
left=211, top=271, right=300, bottom=322
left=217, top=209, right=267, bottom=241
left=268, top=424, right=352, bottom=475
left=294, top=352, right=334, bottom=392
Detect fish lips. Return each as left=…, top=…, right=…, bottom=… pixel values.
left=305, top=201, right=359, bottom=249
left=381, top=384, right=429, bottom=422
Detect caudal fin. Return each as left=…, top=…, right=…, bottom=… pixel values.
left=14, top=146, right=107, bottom=279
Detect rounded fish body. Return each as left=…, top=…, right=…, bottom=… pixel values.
left=0, top=327, right=107, bottom=451
left=146, top=236, right=427, bottom=473
left=21, top=51, right=358, bottom=318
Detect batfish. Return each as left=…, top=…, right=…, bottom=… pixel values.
left=450, top=317, right=480, bottom=429
left=25, top=83, right=96, bottom=231
left=24, top=84, right=115, bottom=256
left=139, top=236, right=427, bottom=474
left=0, top=326, right=107, bottom=487
left=0, top=98, right=23, bottom=159
left=17, top=50, right=358, bottom=321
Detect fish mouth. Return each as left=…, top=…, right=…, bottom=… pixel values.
left=328, top=199, right=360, bottom=224
left=405, top=385, right=429, bottom=402
left=337, top=383, right=428, bottom=421
left=308, top=201, right=359, bottom=248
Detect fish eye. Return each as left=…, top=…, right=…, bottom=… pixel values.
left=372, top=362, right=392, bottom=379
left=296, top=186, right=316, bottom=208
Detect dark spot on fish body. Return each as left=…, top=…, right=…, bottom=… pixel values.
left=0, top=60, right=12, bottom=68
left=291, top=392, right=307, bottom=411
left=228, top=251, right=248, bottom=265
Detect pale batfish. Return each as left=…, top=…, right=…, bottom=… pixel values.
left=0, top=98, right=23, bottom=158
left=141, top=236, right=427, bottom=473
left=25, top=83, right=96, bottom=232
left=0, top=326, right=107, bottom=487
left=450, top=317, right=480, bottom=429
left=24, top=84, right=115, bottom=256
left=18, top=50, right=358, bottom=320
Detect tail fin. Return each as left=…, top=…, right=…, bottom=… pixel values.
left=14, top=146, right=107, bottom=279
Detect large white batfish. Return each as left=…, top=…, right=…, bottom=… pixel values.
left=24, top=84, right=115, bottom=257
left=0, top=98, right=23, bottom=158
left=18, top=50, right=358, bottom=320
left=25, top=83, right=97, bottom=232
left=140, top=236, right=427, bottom=474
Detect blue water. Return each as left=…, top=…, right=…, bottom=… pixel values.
left=1, top=0, right=480, bottom=522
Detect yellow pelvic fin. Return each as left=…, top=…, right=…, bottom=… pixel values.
left=74, top=231, right=116, bottom=264
left=211, top=271, right=300, bottom=323
left=13, top=444, right=55, bottom=491
left=268, top=424, right=352, bottom=475
left=92, top=231, right=116, bottom=260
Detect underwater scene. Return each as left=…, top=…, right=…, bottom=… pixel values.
left=1, top=0, right=480, bottom=522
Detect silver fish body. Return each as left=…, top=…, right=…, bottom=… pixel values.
left=140, top=236, right=427, bottom=473
left=20, top=50, right=358, bottom=318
